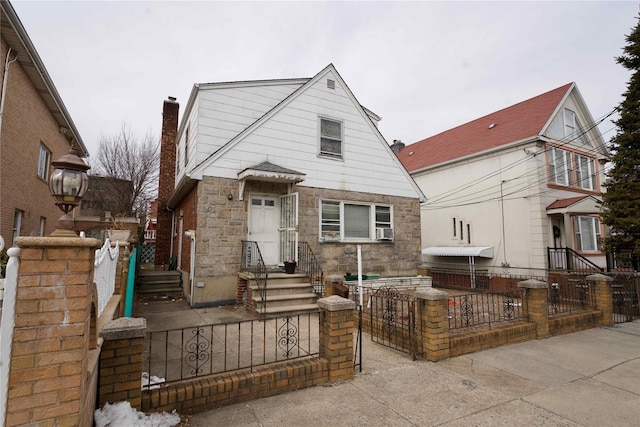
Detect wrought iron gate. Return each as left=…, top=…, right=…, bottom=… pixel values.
left=610, top=273, right=640, bottom=323
left=369, top=287, right=420, bottom=360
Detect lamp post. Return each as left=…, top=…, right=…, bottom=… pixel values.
left=48, top=143, right=90, bottom=237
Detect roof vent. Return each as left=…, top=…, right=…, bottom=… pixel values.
left=488, top=123, right=496, bottom=129
left=409, top=151, right=414, bottom=156
left=327, top=79, right=335, bottom=90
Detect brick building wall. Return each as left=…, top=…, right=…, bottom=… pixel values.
left=155, top=97, right=179, bottom=266
left=0, top=38, right=82, bottom=242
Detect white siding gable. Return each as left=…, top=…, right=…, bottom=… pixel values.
left=192, top=66, right=422, bottom=200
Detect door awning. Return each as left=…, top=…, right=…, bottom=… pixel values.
left=238, top=161, right=305, bottom=200
left=422, top=246, right=494, bottom=258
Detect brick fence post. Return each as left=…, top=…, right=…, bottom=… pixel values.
left=6, top=236, right=100, bottom=427
left=318, top=295, right=355, bottom=383
left=416, top=288, right=450, bottom=362
left=98, top=317, right=147, bottom=409
left=587, top=273, right=614, bottom=326
left=518, top=279, right=549, bottom=339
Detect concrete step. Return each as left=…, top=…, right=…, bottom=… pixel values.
left=252, top=293, right=317, bottom=307
left=248, top=282, right=314, bottom=296
left=255, top=303, right=320, bottom=316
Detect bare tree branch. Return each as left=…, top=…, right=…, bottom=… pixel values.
left=90, top=123, right=159, bottom=216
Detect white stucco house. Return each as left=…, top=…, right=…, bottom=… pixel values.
left=396, top=83, right=609, bottom=278
left=157, top=64, right=425, bottom=309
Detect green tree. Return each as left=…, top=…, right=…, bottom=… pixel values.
left=601, top=14, right=640, bottom=268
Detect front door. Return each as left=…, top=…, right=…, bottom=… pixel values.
left=248, top=195, right=279, bottom=265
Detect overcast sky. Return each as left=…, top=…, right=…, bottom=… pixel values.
left=11, top=1, right=639, bottom=158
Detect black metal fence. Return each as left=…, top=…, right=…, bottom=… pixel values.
left=608, top=272, right=639, bottom=323
left=448, top=291, right=523, bottom=332
left=297, top=242, right=324, bottom=297
left=369, top=287, right=420, bottom=359
left=143, top=313, right=319, bottom=389
left=547, top=279, right=595, bottom=316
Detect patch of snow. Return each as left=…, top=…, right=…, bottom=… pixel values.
left=142, top=372, right=166, bottom=390
left=94, top=401, right=180, bottom=427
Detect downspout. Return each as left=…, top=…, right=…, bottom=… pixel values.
left=185, top=230, right=196, bottom=307
left=0, top=48, right=18, bottom=235
left=0, top=48, right=18, bottom=132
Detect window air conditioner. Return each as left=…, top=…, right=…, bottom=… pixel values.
left=376, top=228, right=394, bottom=241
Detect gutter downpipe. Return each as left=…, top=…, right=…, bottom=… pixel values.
left=0, top=48, right=18, bottom=132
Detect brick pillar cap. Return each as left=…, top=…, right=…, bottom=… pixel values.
left=415, top=287, right=449, bottom=300
left=15, top=236, right=102, bottom=248
left=586, top=273, right=613, bottom=282
left=100, top=317, right=147, bottom=340
left=318, top=295, right=355, bottom=311
left=518, top=279, right=548, bottom=289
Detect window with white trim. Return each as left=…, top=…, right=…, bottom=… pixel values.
left=38, top=143, right=51, bottom=180
left=575, top=216, right=601, bottom=252
left=319, top=117, right=342, bottom=158
left=575, top=154, right=596, bottom=190
left=548, top=146, right=572, bottom=186
left=320, top=200, right=393, bottom=241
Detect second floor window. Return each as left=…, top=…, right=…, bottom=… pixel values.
left=548, top=146, right=573, bottom=186
left=548, top=146, right=597, bottom=191
left=38, top=143, right=51, bottom=180
left=320, top=118, right=342, bottom=158
left=576, top=154, right=596, bottom=190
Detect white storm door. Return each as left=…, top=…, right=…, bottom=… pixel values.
left=279, top=193, right=299, bottom=263
left=248, top=195, right=279, bottom=265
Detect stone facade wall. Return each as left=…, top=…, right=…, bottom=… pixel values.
left=193, top=177, right=421, bottom=304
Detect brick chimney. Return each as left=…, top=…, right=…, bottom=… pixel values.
left=155, top=96, right=179, bottom=267
left=390, top=139, right=405, bottom=154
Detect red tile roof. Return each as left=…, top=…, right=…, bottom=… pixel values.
left=398, top=83, right=573, bottom=172
left=546, top=195, right=589, bottom=210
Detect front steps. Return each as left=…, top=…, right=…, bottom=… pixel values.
left=137, top=269, right=183, bottom=297
left=239, top=272, right=319, bottom=317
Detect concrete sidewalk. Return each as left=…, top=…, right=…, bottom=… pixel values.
left=187, top=322, right=640, bottom=426
left=137, top=299, right=640, bottom=426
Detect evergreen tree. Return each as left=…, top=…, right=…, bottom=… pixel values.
left=601, top=14, right=640, bottom=268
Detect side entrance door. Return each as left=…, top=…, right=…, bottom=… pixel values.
left=248, top=195, right=279, bottom=265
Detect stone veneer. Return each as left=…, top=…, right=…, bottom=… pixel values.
left=191, top=176, right=422, bottom=305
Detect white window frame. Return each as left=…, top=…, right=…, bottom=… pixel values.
left=564, top=109, right=576, bottom=137
left=38, top=143, right=51, bottom=180
left=319, top=117, right=343, bottom=159
left=575, top=216, right=602, bottom=252
left=12, top=209, right=23, bottom=244
left=575, top=154, right=596, bottom=190
left=39, top=217, right=46, bottom=237
left=548, top=146, right=573, bottom=186
left=320, top=200, right=393, bottom=242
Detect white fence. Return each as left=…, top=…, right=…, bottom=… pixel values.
left=94, top=238, right=120, bottom=317
left=0, top=235, right=21, bottom=427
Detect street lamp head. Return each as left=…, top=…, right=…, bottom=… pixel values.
left=48, top=143, right=90, bottom=237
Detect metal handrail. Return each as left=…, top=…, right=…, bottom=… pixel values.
left=241, top=241, right=268, bottom=314
left=547, top=247, right=603, bottom=273
left=297, top=242, right=324, bottom=297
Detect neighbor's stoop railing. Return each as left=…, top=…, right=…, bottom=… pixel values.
left=0, top=235, right=21, bottom=427
left=241, top=241, right=268, bottom=314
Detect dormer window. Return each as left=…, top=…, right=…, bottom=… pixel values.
left=319, top=117, right=343, bottom=159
